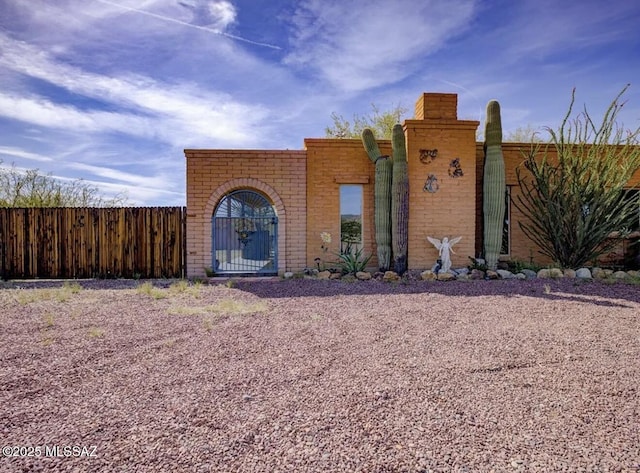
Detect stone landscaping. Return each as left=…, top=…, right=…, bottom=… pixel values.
left=286, top=264, right=640, bottom=283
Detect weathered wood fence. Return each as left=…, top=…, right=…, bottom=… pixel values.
left=0, top=207, right=186, bottom=279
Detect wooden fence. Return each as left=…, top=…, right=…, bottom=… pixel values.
left=0, top=207, right=186, bottom=279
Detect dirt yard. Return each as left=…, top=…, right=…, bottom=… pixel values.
left=1, top=278, right=639, bottom=472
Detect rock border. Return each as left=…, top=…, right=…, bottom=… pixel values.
left=286, top=267, right=640, bottom=283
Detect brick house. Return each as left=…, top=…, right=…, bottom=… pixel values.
left=185, top=93, right=640, bottom=277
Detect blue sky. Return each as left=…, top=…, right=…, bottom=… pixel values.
left=1, top=0, right=639, bottom=206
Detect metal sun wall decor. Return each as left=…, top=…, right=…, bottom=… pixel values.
left=423, top=174, right=439, bottom=193
left=419, top=149, right=438, bottom=164
left=448, top=158, right=463, bottom=178
left=420, top=149, right=463, bottom=192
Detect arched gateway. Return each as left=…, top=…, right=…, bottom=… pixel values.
left=212, top=189, right=278, bottom=275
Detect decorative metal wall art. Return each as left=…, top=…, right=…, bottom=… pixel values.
left=423, top=174, right=439, bottom=193
left=419, top=149, right=438, bottom=164
left=448, top=158, right=463, bottom=178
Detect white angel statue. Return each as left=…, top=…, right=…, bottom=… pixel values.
left=426, top=236, right=462, bottom=274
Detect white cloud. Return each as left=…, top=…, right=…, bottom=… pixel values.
left=54, top=173, right=184, bottom=206
left=178, top=0, right=237, bottom=30
left=284, top=0, right=477, bottom=92
left=0, top=33, right=271, bottom=147
left=206, top=0, right=236, bottom=28
left=93, top=0, right=279, bottom=49
left=2, top=154, right=185, bottom=206
left=0, top=93, right=153, bottom=135
left=66, top=162, right=170, bottom=189
left=0, top=146, right=53, bottom=163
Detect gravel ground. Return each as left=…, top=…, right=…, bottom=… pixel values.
left=0, top=278, right=639, bottom=472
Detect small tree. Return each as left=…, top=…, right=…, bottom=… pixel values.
left=514, top=85, right=640, bottom=268
left=505, top=124, right=544, bottom=143
left=0, top=162, right=127, bottom=207
left=325, top=103, right=407, bottom=139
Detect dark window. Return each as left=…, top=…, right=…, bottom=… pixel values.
left=340, top=185, right=363, bottom=253
left=501, top=187, right=511, bottom=255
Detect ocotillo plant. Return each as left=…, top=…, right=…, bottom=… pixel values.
left=483, top=100, right=506, bottom=271
left=391, top=124, right=409, bottom=274
left=362, top=128, right=392, bottom=271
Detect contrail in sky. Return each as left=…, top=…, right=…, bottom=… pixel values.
left=95, top=0, right=281, bottom=50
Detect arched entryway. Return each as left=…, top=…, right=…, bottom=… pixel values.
left=212, top=190, right=278, bottom=275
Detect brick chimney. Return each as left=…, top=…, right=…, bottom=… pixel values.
left=414, top=93, right=458, bottom=120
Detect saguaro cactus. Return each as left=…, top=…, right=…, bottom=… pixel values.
left=483, top=100, right=506, bottom=271
left=362, top=128, right=392, bottom=271
left=391, top=124, right=409, bottom=274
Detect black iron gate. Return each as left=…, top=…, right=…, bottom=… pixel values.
left=212, top=190, right=278, bottom=275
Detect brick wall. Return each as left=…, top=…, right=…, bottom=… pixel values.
left=405, top=94, right=480, bottom=270
left=184, top=93, right=640, bottom=276
left=184, top=150, right=307, bottom=277
left=304, top=139, right=388, bottom=269
left=476, top=142, right=640, bottom=266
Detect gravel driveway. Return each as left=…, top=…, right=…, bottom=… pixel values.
left=1, top=278, right=639, bottom=472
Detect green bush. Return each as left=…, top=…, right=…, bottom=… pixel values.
left=336, top=247, right=372, bottom=275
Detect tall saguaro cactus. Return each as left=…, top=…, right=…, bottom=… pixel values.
left=483, top=100, right=506, bottom=271
left=391, top=124, right=409, bottom=274
left=362, top=128, right=392, bottom=271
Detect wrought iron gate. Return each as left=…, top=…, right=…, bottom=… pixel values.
left=212, top=190, right=278, bottom=275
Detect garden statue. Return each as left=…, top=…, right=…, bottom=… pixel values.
left=426, top=236, right=462, bottom=274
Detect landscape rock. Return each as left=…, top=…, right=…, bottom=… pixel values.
left=627, top=270, right=640, bottom=278
left=497, top=269, right=515, bottom=279
left=470, top=269, right=485, bottom=280
left=612, top=271, right=629, bottom=280
left=591, top=267, right=605, bottom=279
left=437, top=272, right=456, bottom=281
left=473, top=258, right=486, bottom=267
left=486, top=270, right=499, bottom=280
left=537, top=269, right=551, bottom=279
left=521, top=269, right=537, bottom=279
left=538, top=268, right=564, bottom=278
left=317, top=270, right=331, bottom=279
left=549, top=268, right=564, bottom=278
left=329, top=272, right=342, bottom=280
left=515, top=273, right=527, bottom=280
left=382, top=271, right=400, bottom=282
left=283, top=271, right=294, bottom=279
left=355, top=271, right=372, bottom=281
left=576, top=268, right=592, bottom=279
left=591, top=268, right=619, bottom=279
left=563, top=269, right=576, bottom=278
left=420, top=270, right=436, bottom=281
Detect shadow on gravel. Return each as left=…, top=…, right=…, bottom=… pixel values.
left=2, top=278, right=639, bottom=308
left=234, top=278, right=640, bottom=308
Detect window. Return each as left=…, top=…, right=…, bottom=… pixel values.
left=501, top=187, right=511, bottom=255
left=339, top=185, right=363, bottom=253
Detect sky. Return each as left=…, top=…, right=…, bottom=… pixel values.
left=1, top=0, right=639, bottom=206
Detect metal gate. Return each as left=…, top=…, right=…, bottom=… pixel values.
left=212, top=190, right=278, bottom=275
